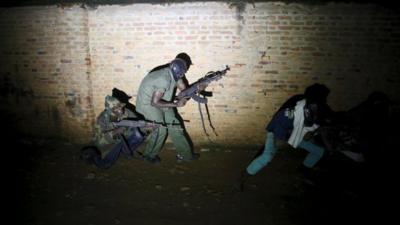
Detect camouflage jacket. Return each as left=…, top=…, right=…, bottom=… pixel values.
left=93, top=97, right=138, bottom=157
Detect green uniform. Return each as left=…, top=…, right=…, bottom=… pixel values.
left=136, top=67, right=192, bottom=159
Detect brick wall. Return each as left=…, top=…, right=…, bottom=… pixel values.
left=1, top=2, right=399, bottom=145
left=0, top=5, right=94, bottom=142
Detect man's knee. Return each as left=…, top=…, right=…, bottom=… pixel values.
left=150, top=127, right=167, bottom=142
left=308, top=143, right=325, bottom=158
left=316, top=145, right=325, bottom=157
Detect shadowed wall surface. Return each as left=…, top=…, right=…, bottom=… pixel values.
left=0, top=1, right=399, bottom=144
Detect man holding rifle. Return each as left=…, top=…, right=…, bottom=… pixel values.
left=135, top=53, right=205, bottom=164
left=81, top=95, right=147, bottom=169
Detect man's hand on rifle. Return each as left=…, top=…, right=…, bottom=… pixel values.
left=145, top=121, right=160, bottom=129
left=197, top=83, right=208, bottom=92
left=175, top=97, right=188, bottom=107
left=112, top=127, right=125, bottom=138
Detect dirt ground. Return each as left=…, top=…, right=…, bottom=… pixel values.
left=7, top=137, right=393, bottom=225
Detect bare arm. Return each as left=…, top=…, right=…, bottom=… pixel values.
left=176, top=78, right=187, bottom=91
left=151, top=90, right=186, bottom=108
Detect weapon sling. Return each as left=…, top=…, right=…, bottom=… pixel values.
left=197, top=94, right=218, bottom=142
left=204, top=100, right=218, bottom=136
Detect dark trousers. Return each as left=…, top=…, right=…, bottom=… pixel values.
left=93, top=128, right=144, bottom=169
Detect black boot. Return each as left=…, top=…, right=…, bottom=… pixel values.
left=176, top=153, right=200, bottom=163
left=235, top=170, right=252, bottom=192
left=80, top=147, right=99, bottom=165
left=297, top=164, right=317, bottom=186
left=297, top=164, right=314, bottom=177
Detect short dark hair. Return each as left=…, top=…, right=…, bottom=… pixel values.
left=304, top=83, right=330, bottom=104
left=175, top=52, right=192, bottom=67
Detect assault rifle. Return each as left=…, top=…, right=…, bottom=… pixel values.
left=109, top=119, right=155, bottom=159
left=112, top=119, right=162, bottom=129
left=103, top=119, right=158, bottom=138
left=176, top=65, right=230, bottom=104
left=112, top=119, right=183, bottom=130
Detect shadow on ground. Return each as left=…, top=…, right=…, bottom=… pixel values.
left=8, top=137, right=394, bottom=225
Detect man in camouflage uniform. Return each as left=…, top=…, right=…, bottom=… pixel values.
left=81, top=95, right=144, bottom=169
left=135, top=53, right=203, bottom=164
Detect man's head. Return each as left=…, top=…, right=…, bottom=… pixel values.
left=105, top=95, right=125, bottom=116
left=175, top=52, right=192, bottom=70
left=170, top=58, right=188, bottom=81
left=304, top=83, right=330, bottom=104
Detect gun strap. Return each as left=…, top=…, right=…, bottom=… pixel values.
left=198, top=102, right=217, bottom=144
left=204, top=102, right=218, bottom=136
left=198, top=102, right=209, bottom=137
